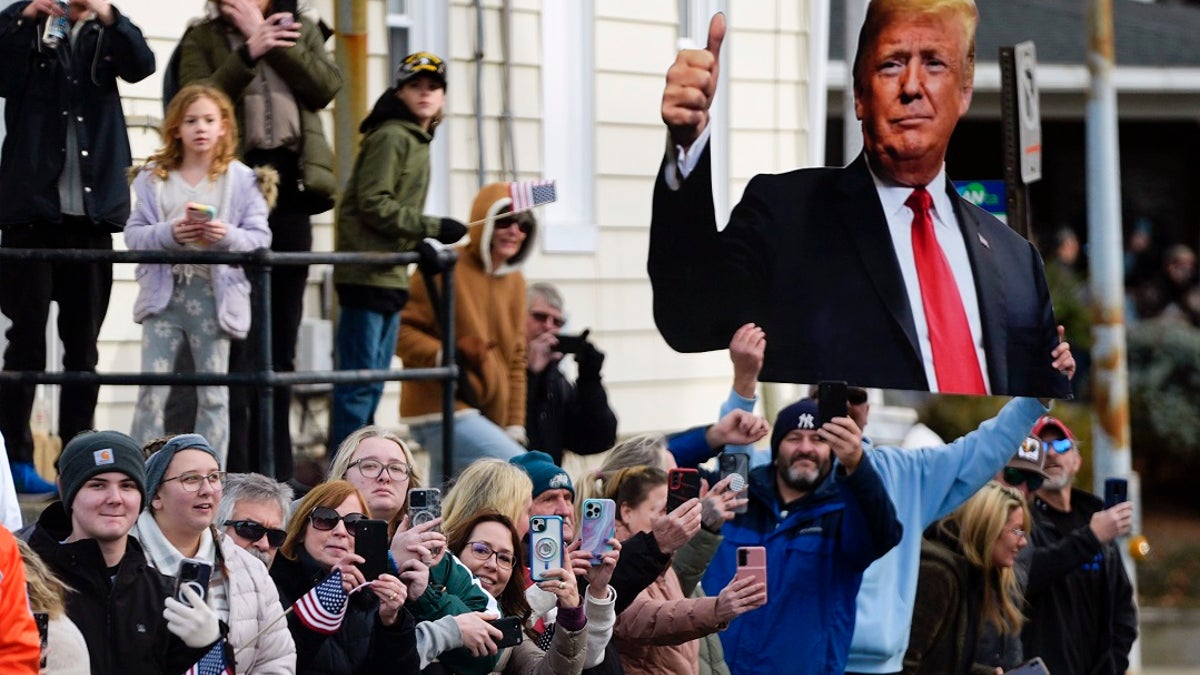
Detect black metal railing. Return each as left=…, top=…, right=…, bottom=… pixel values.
left=0, top=246, right=459, bottom=483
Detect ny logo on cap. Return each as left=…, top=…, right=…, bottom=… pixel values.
left=797, top=413, right=816, bottom=430
left=94, top=448, right=114, bottom=466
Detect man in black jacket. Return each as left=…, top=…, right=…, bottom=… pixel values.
left=1022, top=416, right=1138, bottom=675
left=525, top=282, right=617, bottom=463
left=0, top=0, right=155, bottom=493
left=26, top=430, right=219, bottom=674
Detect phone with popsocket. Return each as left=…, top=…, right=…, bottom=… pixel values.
left=529, top=515, right=564, bottom=582
left=719, top=452, right=751, bottom=515
left=175, top=558, right=212, bottom=606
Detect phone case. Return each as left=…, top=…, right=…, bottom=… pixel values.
left=408, top=488, right=442, bottom=530
left=529, top=515, right=564, bottom=582
left=735, top=546, right=767, bottom=598
left=185, top=202, right=216, bottom=223
left=1104, top=478, right=1128, bottom=509
left=719, top=452, right=751, bottom=514
left=579, top=498, right=616, bottom=565
left=818, top=380, right=848, bottom=426
left=1003, top=657, right=1050, bottom=675
left=354, top=519, right=390, bottom=580
left=175, top=558, right=213, bottom=604
left=488, top=616, right=524, bottom=649
left=667, top=468, right=701, bottom=512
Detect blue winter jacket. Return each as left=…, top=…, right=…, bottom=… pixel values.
left=703, top=453, right=902, bottom=675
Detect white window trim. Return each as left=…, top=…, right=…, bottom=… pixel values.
left=407, top=0, right=450, bottom=217
left=540, top=0, right=597, bottom=253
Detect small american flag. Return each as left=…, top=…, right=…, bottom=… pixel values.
left=294, top=569, right=349, bottom=634
left=185, top=640, right=231, bottom=675
left=508, top=180, right=557, bottom=211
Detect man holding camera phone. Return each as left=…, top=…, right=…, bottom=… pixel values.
left=525, top=283, right=618, bottom=464
left=24, top=431, right=220, bottom=674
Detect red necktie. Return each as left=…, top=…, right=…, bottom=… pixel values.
left=906, top=188, right=986, bottom=394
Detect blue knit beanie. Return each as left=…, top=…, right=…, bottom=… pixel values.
left=510, top=451, right=573, bottom=499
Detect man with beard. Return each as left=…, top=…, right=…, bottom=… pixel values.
left=700, top=398, right=901, bottom=675
left=1021, top=416, right=1137, bottom=675
left=216, top=472, right=293, bottom=568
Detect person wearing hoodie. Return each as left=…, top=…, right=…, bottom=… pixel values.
left=396, top=182, right=539, bottom=481
left=328, top=51, right=467, bottom=454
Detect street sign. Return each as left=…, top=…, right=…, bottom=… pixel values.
left=1014, top=41, right=1042, bottom=184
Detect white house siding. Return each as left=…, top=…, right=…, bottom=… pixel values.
left=75, top=0, right=813, bottom=451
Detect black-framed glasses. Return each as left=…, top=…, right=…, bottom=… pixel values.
left=309, top=507, right=366, bottom=533
left=224, top=520, right=287, bottom=548
left=530, top=310, right=565, bottom=328
left=1042, top=438, right=1074, bottom=454
left=348, top=458, right=410, bottom=481
left=1002, top=467, right=1045, bottom=491
left=161, top=470, right=226, bottom=492
left=466, top=541, right=516, bottom=570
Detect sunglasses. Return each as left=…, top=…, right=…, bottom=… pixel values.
left=1042, top=438, right=1074, bottom=454
left=224, top=519, right=287, bottom=548
left=308, top=506, right=366, bottom=533
left=494, top=216, right=532, bottom=234
left=530, top=310, right=566, bottom=328
left=1002, top=467, right=1045, bottom=491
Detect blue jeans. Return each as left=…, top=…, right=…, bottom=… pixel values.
left=411, top=411, right=525, bottom=486
left=330, top=306, right=401, bottom=455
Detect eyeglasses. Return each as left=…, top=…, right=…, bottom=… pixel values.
left=1008, top=527, right=1028, bottom=540
left=494, top=216, right=532, bottom=235
left=1042, top=438, right=1074, bottom=454
left=466, top=541, right=515, bottom=570
left=1001, top=467, right=1045, bottom=491
left=530, top=310, right=566, bottom=328
left=348, top=458, right=410, bottom=481
left=308, top=506, right=366, bottom=533
left=161, top=471, right=226, bottom=492
left=224, top=519, right=287, bottom=548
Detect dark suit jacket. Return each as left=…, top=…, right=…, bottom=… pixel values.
left=648, top=147, right=1071, bottom=398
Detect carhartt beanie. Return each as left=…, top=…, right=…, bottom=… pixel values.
left=58, top=430, right=146, bottom=516
left=145, top=434, right=221, bottom=502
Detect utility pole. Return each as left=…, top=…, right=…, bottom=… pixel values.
left=1086, top=1, right=1140, bottom=670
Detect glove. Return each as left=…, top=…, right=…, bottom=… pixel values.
left=163, top=585, right=221, bottom=648
left=505, top=426, right=528, bottom=447
left=576, top=340, right=605, bottom=380
left=436, top=218, right=468, bottom=244
left=416, top=238, right=452, bottom=275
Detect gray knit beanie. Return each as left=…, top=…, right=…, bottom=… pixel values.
left=58, top=430, right=147, bottom=516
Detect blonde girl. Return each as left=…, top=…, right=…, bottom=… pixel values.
left=126, top=84, right=273, bottom=464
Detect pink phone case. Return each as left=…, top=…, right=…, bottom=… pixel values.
left=735, top=546, right=767, bottom=599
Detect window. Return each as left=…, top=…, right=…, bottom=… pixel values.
left=389, top=0, right=449, bottom=216
left=386, top=0, right=412, bottom=76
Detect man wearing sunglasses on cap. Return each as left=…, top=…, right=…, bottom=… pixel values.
left=524, top=282, right=618, bottom=465
left=1020, top=416, right=1137, bottom=675
left=217, top=472, right=293, bottom=568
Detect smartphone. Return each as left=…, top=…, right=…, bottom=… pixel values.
left=528, top=515, right=564, bottom=582
left=735, top=546, right=767, bottom=598
left=185, top=202, right=216, bottom=224
left=579, top=498, right=616, bottom=566
left=273, top=0, right=297, bottom=25
left=554, top=329, right=589, bottom=355
left=487, top=616, right=524, bottom=649
left=175, top=558, right=213, bottom=606
left=666, top=467, right=701, bottom=512
left=1104, top=477, right=1129, bottom=510
left=408, top=488, right=442, bottom=530
left=354, top=519, right=390, bottom=580
left=817, top=380, right=848, bottom=426
left=1003, top=657, right=1051, bottom=675
left=719, top=452, right=751, bottom=515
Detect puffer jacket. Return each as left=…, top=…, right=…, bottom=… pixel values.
left=491, top=604, right=587, bottom=675
left=123, top=161, right=274, bottom=338
left=612, top=522, right=724, bottom=675
left=177, top=11, right=340, bottom=212
left=220, top=534, right=296, bottom=674
left=0, top=1, right=155, bottom=230
left=397, top=182, right=535, bottom=428
left=672, top=529, right=730, bottom=675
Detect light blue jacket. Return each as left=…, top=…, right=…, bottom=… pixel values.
left=845, top=396, right=1047, bottom=673
left=718, top=388, right=771, bottom=467
left=125, top=161, right=273, bottom=339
